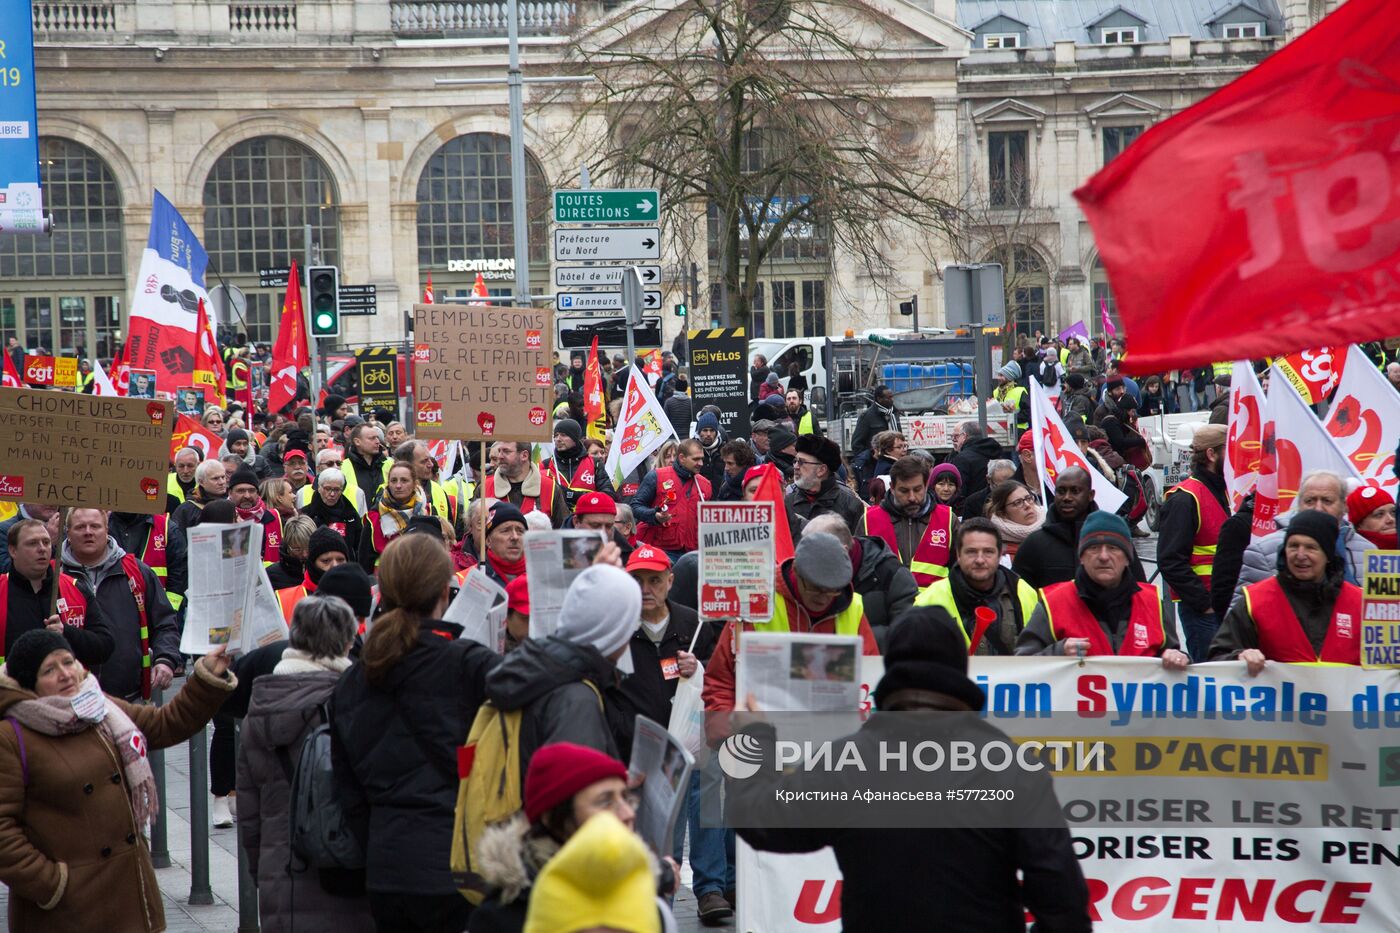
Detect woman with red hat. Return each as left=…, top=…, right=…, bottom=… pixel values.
left=1348, top=485, right=1397, bottom=550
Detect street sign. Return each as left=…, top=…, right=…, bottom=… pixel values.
left=355, top=347, right=399, bottom=411
left=553, top=189, right=659, bottom=225
left=555, top=290, right=662, bottom=312
left=557, top=315, right=663, bottom=352
left=621, top=266, right=646, bottom=327
left=258, top=266, right=291, bottom=289
left=554, top=264, right=662, bottom=288
left=553, top=227, right=661, bottom=262
left=338, top=283, right=378, bottom=316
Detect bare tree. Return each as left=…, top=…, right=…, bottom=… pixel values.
left=553, top=0, right=960, bottom=323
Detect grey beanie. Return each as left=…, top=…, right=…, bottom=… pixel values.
left=793, top=531, right=853, bottom=590
left=557, top=565, right=640, bottom=674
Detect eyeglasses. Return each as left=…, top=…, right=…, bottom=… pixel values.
left=793, top=457, right=823, bottom=469
left=1007, top=495, right=1036, bottom=509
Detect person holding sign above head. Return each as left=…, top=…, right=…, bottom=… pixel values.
left=1016, top=512, right=1189, bottom=670
left=1209, top=511, right=1363, bottom=672
left=0, top=519, right=114, bottom=670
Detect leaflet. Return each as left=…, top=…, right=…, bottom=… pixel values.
left=735, top=632, right=863, bottom=712
left=523, top=529, right=606, bottom=638
left=445, top=567, right=509, bottom=653
left=629, top=714, right=694, bottom=857
left=180, top=522, right=288, bottom=657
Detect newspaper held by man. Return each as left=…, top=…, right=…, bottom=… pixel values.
left=524, top=529, right=606, bottom=638
left=698, top=502, right=775, bottom=621
left=736, top=632, right=864, bottom=712
left=180, top=522, right=288, bottom=656
left=443, top=567, right=509, bottom=652
left=629, top=715, right=695, bottom=856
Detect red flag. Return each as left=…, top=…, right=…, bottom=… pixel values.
left=470, top=273, right=490, bottom=305
left=1223, top=362, right=1266, bottom=510
left=169, top=413, right=223, bottom=461
left=750, top=464, right=795, bottom=565
left=268, top=260, right=307, bottom=414
left=1273, top=346, right=1345, bottom=404
left=193, top=298, right=227, bottom=407
left=110, top=343, right=130, bottom=396
left=1, top=350, right=20, bottom=388
left=423, top=272, right=435, bottom=305
left=1074, top=0, right=1400, bottom=374
left=583, top=336, right=605, bottom=424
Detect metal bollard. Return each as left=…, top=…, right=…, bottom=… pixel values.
left=148, top=685, right=170, bottom=869
left=188, top=726, right=214, bottom=905
left=234, top=722, right=260, bottom=932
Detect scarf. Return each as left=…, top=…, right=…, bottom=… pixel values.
left=5, top=673, right=158, bottom=826
left=301, top=570, right=320, bottom=593
left=235, top=498, right=267, bottom=524
left=1073, top=565, right=1141, bottom=633
left=375, top=487, right=424, bottom=537
left=990, top=506, right=1045, bottom=546
left=1361, top=530, right=1399, bottom=551
left=487, top=549, right=527, bottom=582
left=272, top=647, right=352, bottom=676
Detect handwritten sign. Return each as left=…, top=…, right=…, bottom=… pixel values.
left=412, top=303, right=554, bottom=442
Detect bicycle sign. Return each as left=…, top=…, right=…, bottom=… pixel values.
left=354, top=348, right=400, bottom=409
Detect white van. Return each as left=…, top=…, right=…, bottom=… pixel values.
left=749, top=328, right=954, bottom=395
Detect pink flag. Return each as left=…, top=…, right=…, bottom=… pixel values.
left=1099, top=298, right=1117, bottom=341
left=1323, top=344, right=1399, bottom=494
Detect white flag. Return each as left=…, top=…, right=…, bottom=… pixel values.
left=1323, top=345, right=1399, bottom=495
left=90, top=357, right=118, bottom=397
left=1028, top=379, right=1128, bottom=514
left=605, top=367, right=677, bottom=487
left=1223, top=361, right=1266, bottom=510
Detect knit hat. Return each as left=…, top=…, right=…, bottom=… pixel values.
left=553, top=419, right=584, bottom=446
left=228, top=465, right=259, bottom=492
left=996, top=361, right=1022, bottom=382
left=764, top=372, right=781, bottom=386
left=872, top=608, right=985, bottom=712
left=5, top=629, right=72, bottom=692
left=1213, top=373, right=1233, bottom=388
left=1064, top=373, right=1087, bottom=391
left=767, top=427, right=799, bottom=454
left=575, top=491, right=617, bottom=517
left=404, top=515, right=448, bottom=538
left=558, top=564, right=641, bottom=675
left=1348, top=485, right=1395, bottom=527
left=226, top=427, right=249, bottom=447
left=793, top=532, right=853, bottom=589
left=306, top=526, right=350, bottom=583
left=506, top=574, right=531, bottom=617
left=929, top=463, right=962, bottom=488
left=761, top=394, right=786, bottom=411
left=318, top=563, right=374, bottom=618
left=795, top=434, right=841, bottom=473
left=523, top=742, right=629, bottom=824
left=1016, top=429, right=1036, bottom=453
left=1282, top=510, right=1340, bottom=562
left=1190, top=424, right=1228, bottom=451
left=626, top=544, right=671, bottom=574
left=1078, top=510, right=1133, bottom=557
left=321, top=394, right=347, bottom=417
left=696, top=411, right=720, bottom=433
left=523, top=811, right=660, bottom=933
left=1106, top=377, right=1125, bottom=391
left=486, top=502, right=528, bottom=537
left=743, top=465, right=768, bottom=489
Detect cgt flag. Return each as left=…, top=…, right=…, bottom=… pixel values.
left=169, top=413, right=222, bottom=461
left=267, top=259, right=307, bottom=415
left=1323, top=344, right=1399, bottom=494
left=605, top=367, right=676, bottom=488
left=1223, top=361, right=1266, bottom=510
left=1274, top=346, right=1344, bottom=404
left=1028, top=379, right=1127, bottom=514
left=123, top=191, right=212, bottom=392
left=583, top=336, right=606, bottom=442
left=193, top=298, right=227, bottom=407
left=0, top=351, right=20, bottom=389
left=1074, top=0, right=1400, bottom=374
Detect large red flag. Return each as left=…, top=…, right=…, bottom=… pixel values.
left=193, top=298, right=227, bottom=407
left=1074, top=0, right=1400, bottom=374
left=0, top=351, right=20, bottom=388
left=749, top=463, right=795, bottom=565
left=169, top=413, right=223, bottom=461
left=267, top=260, right=307, bottom=415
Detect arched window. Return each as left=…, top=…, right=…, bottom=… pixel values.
left=416, top=133, right=548, bottom=299
left=0, top=137, right=126, bottom=358
left=986, top=245, right=1047, bottom=339
left=1091, top=257, right=1121, bottom=339
left=203, top=137, right=340, bottom=343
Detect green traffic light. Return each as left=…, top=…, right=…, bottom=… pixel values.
left=674, top=303, right=688, bottom=317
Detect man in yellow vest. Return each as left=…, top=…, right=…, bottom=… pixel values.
left=167, top=446, right=200, bottom=513
left=1157, top=424, right=1229, bottom=662
left=914, top=517, right=1040, bottom=656
left=993, top=362, right=1029, bottom=433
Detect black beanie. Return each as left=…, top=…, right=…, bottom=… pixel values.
left=553, top=418, right=583, bottom=446
left=226, top=427, right=249, bottom=447
left=229, top=465, right=260, bottom=492
left=1279, top=510, right=1341, bottom=571
left=872, top=608, right=985, bottom=712
left=317, top=563, right=374, bottom=618
left=306, top=526, right=350, bottom=583
left=1065, top=373, right=1087, bottom=391
left=486, top=502, right=527, bottom=537
left=321, top=394, right=347, bottom=417
left=7, top=629, right=72, bottom=691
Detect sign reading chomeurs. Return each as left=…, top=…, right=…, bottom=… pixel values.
left=698, top=501, right=774, bottom=622
left=412, top=303, right=554, bottom=442
left=688, top=327, right=750, bottom=438
left=355, top=347, right=400, bottom=416
left=0, top=387, right=173, bottom=514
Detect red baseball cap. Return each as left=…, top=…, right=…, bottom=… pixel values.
left=1016, top=429, right=1036, bottom=454
left=626, top=544, right=671, bottom=574
left=284, top=443, right=310, bottom=462
left=574, top=491, right=617, bottom=516
left=506, top=574, right=530, bottom=616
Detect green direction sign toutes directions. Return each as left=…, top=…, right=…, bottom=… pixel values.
left=554, top=189, right=660, bottom=225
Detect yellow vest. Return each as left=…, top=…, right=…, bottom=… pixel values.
left=752, top=592, right=865, bottom=637
left=798, top=411, right=817, bottom=436
left=166, top=473, right=187, bottom=506
left=0, top=502, right=15, bottom=523
left=299, top=469, right=367, bottom=515
left=913, top=577, right=1041, bottom=649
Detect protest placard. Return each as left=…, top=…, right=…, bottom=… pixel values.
left=0, top=387, right=173, bottom=514
left=698, top=501, right=775, bottom=621
left=52, top=357, right=78, bottom=388
left=412, top=303, right=554, bottom=441
left=524, top=529, right=606, bottom=638
left=688, top=327, right=750, bottom=438
left=1361, top=549, right=1400, bottom=669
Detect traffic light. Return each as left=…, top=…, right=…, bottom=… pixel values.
left=307, top=265, right=341, bottom=338
left=674, top=302, right=688, bottom=318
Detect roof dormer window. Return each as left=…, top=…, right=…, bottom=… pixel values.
left=1222, top=22, right=1262, bottom=38
left=1101, top=26, right=1139, bottom=43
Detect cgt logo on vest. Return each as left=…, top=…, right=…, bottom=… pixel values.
left=1336, top=613, right=1353, bottom=639
left=928, top=527, right=948, bottom=548
left=1132, top=622, right=1150, bottom=651
left=0, top=475, right=24, bottom=498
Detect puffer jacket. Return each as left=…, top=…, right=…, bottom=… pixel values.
left=1230, top=511, right=1369, bottom=610
left=237, top=655, right=373, bottom=933
left=0, top=659, right=235, bottom=933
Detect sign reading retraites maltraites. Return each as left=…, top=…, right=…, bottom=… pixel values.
left=412, top=303, right=553, bottom=442
left=0, top=387, right=173, bottom=514
left=1361, top=549, right=1400, bottom=668
left=698, top=501, right=775, bottom=622
left=688, top=327, right=750, bottom=438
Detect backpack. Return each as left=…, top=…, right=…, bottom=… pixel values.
left=282, top=704, right=365, bottom=873
left=1037, top=360, right=1059, bottom=388
left=449, top=681, right=603, bottom=904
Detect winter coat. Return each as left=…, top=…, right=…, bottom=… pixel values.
left=481, top=636, right=630, bottom=776
left=949, top=436, right=1006, bottom=502
left=786, top=476, right=865, bottom=534
left=1058, top=389, right=1096, bottom=426
left=265, top=555, right=306, bottom=591
left=1210, top=562, right=1349, bottom=661
left=615, top=600, right=719, bottom=738
left=662, top=393, right=693, bottom=440
left=237, top=656, right=374, bottom=933
left=1010, top=505, right=1147, bottom=591
left=851, top=535, right=918, bottom=644
left=0, top=659, right=236, bottom=933
left=61, top=538, right=181, bottom=702
left=1064, top=347, right=1095, bottom=376
left=1231, top=511, right=1369, bottom=610
left=330, top=620, right=499, bottom=896
left=300, top=492, right=365, bottom=559
left=850, top=404, right=900, bottom=459
left=1208, top=393, right=1230, bottom=425
left=345, top=450, right=388, bottom=508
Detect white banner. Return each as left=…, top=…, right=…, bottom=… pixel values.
left=1223, top=362, right=1266, bottom=510
left=605, top=367, right=677, bottom=487
left=1028, top=378, right=1128, bottom=514
left=738, top=657, right=1400, bottom=932
left=1323, top=345, right=1399, bottom=495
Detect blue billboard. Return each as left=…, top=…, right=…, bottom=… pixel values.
left=0, top=1, right=43, bottom=234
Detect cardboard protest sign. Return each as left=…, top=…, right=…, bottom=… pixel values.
left=688, top=327, right=750, bottom=438
left=0, top=387, right=173, bottom=514
left=412, top=303, right=553, bottom=442
left=698, top=501, right=775, bottom=621
left=1362, top=549, right=1400, bottom=669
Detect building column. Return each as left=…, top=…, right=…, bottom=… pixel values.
left=354, top=107, right=402, bottom=343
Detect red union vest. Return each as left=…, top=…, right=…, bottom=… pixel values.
left=1163, top=476, right=1227, bottom=598
left=278, top=584, right=308, bottom=623
left=259, top=510, right=283, bottom=565
left=860, top=503, right=953, bottom=586
left=517, top=470, right=557, bottom=519
left=542, top=455, right=600, bottom=509
left=1041, top=580, right=1165, bottom=657
left=0, top=570, right=88, bottom=664
left=1242, top=576, right=1362, bottom=665
left=636, top=466, right=710, bottom=553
